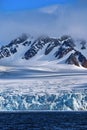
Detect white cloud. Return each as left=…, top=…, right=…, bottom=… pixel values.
left=39, top=5, right=59, bottom=14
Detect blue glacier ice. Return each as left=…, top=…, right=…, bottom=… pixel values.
left=0, top=90, right=87, bottom=111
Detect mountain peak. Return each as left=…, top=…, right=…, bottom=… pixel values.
left=0, top=34, right=87, bottom=68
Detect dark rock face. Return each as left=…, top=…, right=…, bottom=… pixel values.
left=8, top=33, right=28, bottom=47
left=55, top=47, right=73, bottom=59
left=66, top=53, right=80, bottom=66
left=0, top=34, right=87, bottom=68
left=45, top=39, right=60, bottom=55
left=54, top=37, right=74, bottom=59
left=0, top=34, right=30, bottom=59
left=0, top=47, right=10, bottom=59
left=77, top=52, right=87, bottom=68
left=24, top=37, right=49, bottom=60
left=82, top=60, right=87, bottom=68
left=24, top=37, right=60, bottom=60
left=80, top=40, right=86, bottom=50
left=10, top=47, right=17, bottom=54
left=66, top=51, right=87, bottom=68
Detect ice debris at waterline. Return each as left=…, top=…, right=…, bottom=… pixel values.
left=0, top=90, right=87, bottom=111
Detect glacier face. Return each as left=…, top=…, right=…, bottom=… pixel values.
left=0, top=90, right=87, bottom=111
left=0, top=74, right=87, bottom=111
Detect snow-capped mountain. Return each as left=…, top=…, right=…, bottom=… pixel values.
left=0, top=34, right=87, bottom=68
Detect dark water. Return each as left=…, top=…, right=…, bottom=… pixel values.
left=0, top=112, right=87, bottom=130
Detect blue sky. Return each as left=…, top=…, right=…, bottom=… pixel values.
left=0, top=0, right=75, bottom=12
left=0, top=0, right=87, bottom=44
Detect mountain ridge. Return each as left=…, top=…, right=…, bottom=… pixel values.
left=0, top=34, right=87, bottom=68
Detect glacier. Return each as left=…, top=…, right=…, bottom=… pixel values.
left=0, top=90, right=87, bottom=111
left=0, top=69, right=87, bottom=111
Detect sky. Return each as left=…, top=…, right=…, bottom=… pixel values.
left=0, top=0, right=87, bottom=44
left=0, top=0, right=75, bottom=12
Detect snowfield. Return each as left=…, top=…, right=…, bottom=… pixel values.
left=0, top=64, right=87, bottom=111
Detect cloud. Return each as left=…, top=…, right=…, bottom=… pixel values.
left=0, top=3, right=87, bottom=45
left=39, top=5, right=59, bottom=14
